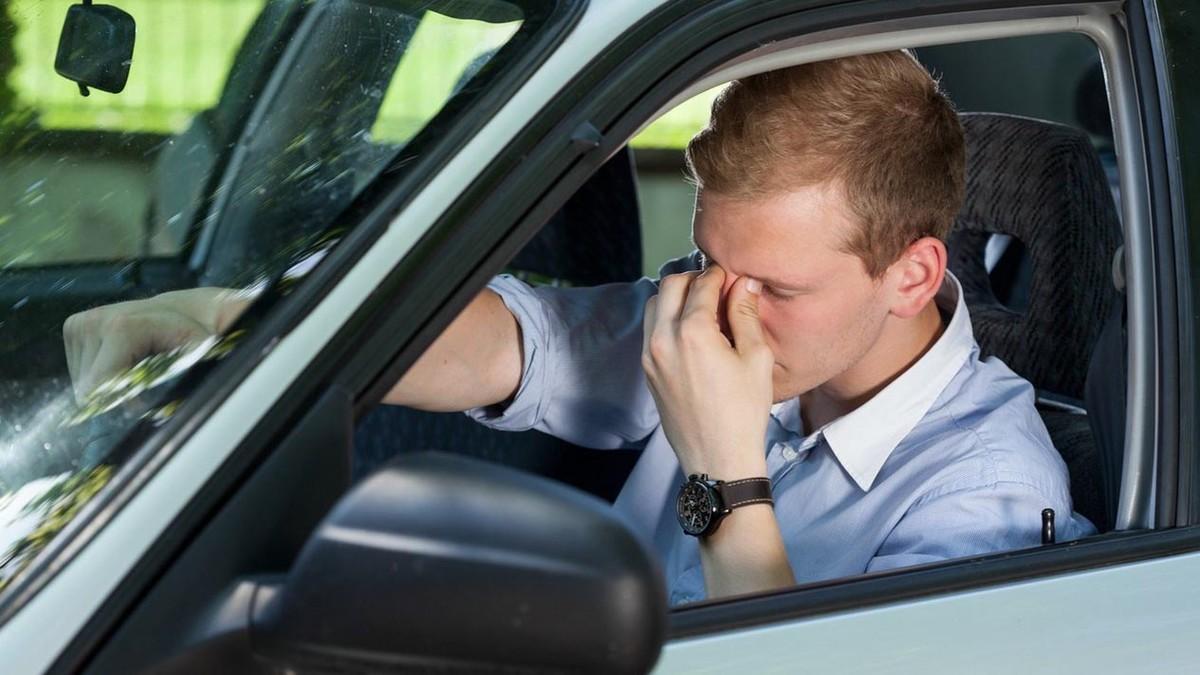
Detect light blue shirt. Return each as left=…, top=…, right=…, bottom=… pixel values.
left=469, top=255, right=1095, bottom=605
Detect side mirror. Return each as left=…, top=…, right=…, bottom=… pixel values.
left=250, top=452, right=667, bottom=673
left=54, top=1, right=136, bottom=96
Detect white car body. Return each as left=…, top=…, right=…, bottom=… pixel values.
left=2, top=0, right=1194, bottom=672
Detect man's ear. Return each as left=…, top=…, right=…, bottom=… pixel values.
left=885, top=236, right=947, bottom=319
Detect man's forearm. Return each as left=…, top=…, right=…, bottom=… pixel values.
left=699, top=505, right=795, bottom=599
left=384, top=288, right=523, bottom=412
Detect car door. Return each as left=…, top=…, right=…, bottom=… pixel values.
left=645, top=0, right=1197, bottom=670
left=217, top=0, right=1191, bottom=670
left=4, top=0, right=1199, bottom=672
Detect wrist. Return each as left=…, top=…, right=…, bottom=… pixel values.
left=698, top=503, right=777, bottom=547
left=680, top=451, right=766, bottom=481
left=190, top=288, right=254, bottom=334
left=697, top=504, right=795, bottom=597
left=212, top=294, right=252, bottom=334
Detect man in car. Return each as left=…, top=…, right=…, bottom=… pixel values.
left=64, top=50, right=1094, bottom=606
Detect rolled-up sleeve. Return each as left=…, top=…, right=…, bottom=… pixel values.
left=465, top=269, right=670, bottom=449
left=465, top=274, right=561, bottom=432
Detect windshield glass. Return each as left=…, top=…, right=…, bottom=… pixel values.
left=0, top=0, right=546, bottom=596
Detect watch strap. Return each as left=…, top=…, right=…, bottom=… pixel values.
left=717, top=477, right=773, bottom=510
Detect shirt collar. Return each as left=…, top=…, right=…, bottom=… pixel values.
left=772, top=272, right=976, bottom=491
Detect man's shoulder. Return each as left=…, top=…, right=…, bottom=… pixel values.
left=886, top=353, right=1071, bottom=503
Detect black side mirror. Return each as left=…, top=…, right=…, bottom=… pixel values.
left=54, top=1, right=136, bottom=96
left=247, top=452, right=667, bottom=673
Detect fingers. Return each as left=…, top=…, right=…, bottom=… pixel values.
left=62, top=301, right=212, bottom=404
left=726, top=275, right=769, bottom=361
left=64, top=309, right=106, bottom=403
left=642, top=294, right=658, bottom=358
left=76, top=335, right=127, bottom=403
left=653, top=271, right=699, bottom=333
left=64, top=313, right=81, bottom=387
left=68, top=312, right=147, bottom=404
left=681, top=264, right=725, bottom=324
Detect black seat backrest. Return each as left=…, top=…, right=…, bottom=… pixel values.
left=947, top=112, right=1123, bottom=531
left=353, top=148, right=643, bottom=499
left=949, top=113, right=1122, bottom=399
left=509, top=150, right=642, bottom=285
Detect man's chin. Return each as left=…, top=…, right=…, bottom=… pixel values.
left=771, top=376, right=809, bottom=404
left=771, top=365, right=823, bottom=404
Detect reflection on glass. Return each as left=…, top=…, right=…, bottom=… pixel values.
left=0, top=0, right=532, bottom=598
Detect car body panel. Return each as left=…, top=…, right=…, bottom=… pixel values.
left=657, top=547, right=1200, bottom=673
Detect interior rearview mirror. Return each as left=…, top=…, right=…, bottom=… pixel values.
left=54, top=1, right=136, bottom=96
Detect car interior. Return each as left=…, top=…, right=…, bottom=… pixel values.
left=352, top=32, right=1127, bottom=541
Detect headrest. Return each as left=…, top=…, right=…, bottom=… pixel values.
left=947, top=113, right=1122, bottom=399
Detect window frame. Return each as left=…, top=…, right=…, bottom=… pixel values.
left=4, top=0, right=1191, bottom=669
left=1147, top=0, right=1200, bottom=527
left=0, top=0, right=588, bottom=663
left=327, top=0, right=1188, bottom=639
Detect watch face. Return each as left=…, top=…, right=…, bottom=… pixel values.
left=676, top=479, right=719, bottom=536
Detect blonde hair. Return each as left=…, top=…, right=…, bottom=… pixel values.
left=685, top=51, right=965, bottom=277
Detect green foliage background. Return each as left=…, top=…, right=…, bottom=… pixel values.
left=0, top=0, right=715, bottom=591
left=0, top=0, right=18, bottom=119
left=4, top=0, right=715, bottom=148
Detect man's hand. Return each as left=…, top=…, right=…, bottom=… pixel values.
left=643, top=265, right=795, bottom=598
left=641, top=265, right=773, bottom=478
left=63, top=288, right=249, bottom=404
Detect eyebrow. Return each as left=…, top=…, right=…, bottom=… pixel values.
left=693, top=243, right=812, bottom=291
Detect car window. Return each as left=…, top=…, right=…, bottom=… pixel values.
left=352, top=30, right=1126, bottom=608
left=635, top=37, right=1124, bottom=544
left=0, top=0, right=550, bottom=595
left=0, top=0, right=283, bottom=266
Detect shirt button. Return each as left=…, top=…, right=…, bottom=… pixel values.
left=782, top=446, right=799, bottom=461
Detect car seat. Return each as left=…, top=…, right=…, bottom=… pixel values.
left=352, top=148, right=645, bottom=500
left=947, top=112, right=1124, bottom=531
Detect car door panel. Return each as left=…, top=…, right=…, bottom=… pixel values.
left=658, top=544, right=1200, bottom=673
left=79, top=387, right=352, bottom=674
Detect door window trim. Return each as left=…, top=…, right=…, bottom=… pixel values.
left=1141, top=0, right=1200, bottom=526
left=332, top=0, right=1181, bottom=640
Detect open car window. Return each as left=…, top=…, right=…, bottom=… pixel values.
left=350, top=28, right=1127, bottom=610
left=0, top=0, right=558, bottom=596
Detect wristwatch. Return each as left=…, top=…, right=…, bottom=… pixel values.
left=675, top=474, right=773, bottom=537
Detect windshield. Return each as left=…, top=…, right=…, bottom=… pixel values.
left=0, top=0, right=549, bottom=596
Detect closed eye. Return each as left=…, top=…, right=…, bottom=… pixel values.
left=765, top=286, right=802, bottom=301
